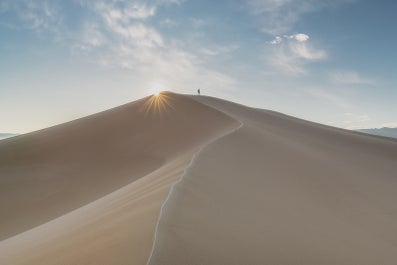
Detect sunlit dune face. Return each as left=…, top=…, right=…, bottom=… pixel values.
left=140, top=91, right=175, bottom=117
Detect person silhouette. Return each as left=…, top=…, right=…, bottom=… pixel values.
left=197, top=89, right=201, bottom=95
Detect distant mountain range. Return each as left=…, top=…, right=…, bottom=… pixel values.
left=356, top=127, right=397, bottom=139
left=0, top=133, right=18, bottom=140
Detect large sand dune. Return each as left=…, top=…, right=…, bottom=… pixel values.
left=1, top=92, right=397, bottom=264
left=148, top=95, right=397, bottom=265
left=0, top=92, right=238, bottom=264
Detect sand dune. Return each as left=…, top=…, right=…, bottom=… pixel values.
left=149, top=95, right=397, bottom=265
left=0, top=92, right=238, bottom=264
left=0, top=155, right=191, bottom=265
left=1, top=92, right=397, bottom=264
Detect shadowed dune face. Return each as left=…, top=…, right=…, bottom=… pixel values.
left=0, top=92, right=239, bottom=240
left=148, top=95, right=397, bottom=265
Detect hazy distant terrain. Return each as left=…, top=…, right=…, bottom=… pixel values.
left=356, top=127, right=397, bottom=139
left=0, top=133, right=18, bottom=140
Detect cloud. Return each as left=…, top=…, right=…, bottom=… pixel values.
left=94, top=1, right=156, bottom=22
left=267, top=33, right=327, bottom=74
left=381, top=122, right=397, bottom=128
left=199, top=44, right=239, bottom=56
left=248, top=0, right=356, bottom=35
left=73, top=0, right=238, bottom=93
left=1, top=0, right=238, bottom=96
left=269, top=34, right=309, bottom=44
left=292, top=33, right=309, bottom=42
left=270, top=36, right=282, bottom=44
left=0, top=1, right=62, bottom=34
left=331, top=71, right=375, bottom=85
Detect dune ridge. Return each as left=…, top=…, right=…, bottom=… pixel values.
left=1, top=92, right=397, bottom=265
left=0, top=92, right=239, bottom=265
left=146, top=115, right=243, bottom=265
left=148, top=95, right=397, bottom=265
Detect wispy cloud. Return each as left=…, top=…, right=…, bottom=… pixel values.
left=199, top=44, right=239, bottom=56
left=1, top=0, right=238, bottom=94
left=0, top=1, right=62, bottom=34
left=248, top=0, right=356, bottom=35
left=331, top=71, right=376, bottom=85
left=267, top=33, right=327, bottom=74
left=80, top=1, right=237, bottom=94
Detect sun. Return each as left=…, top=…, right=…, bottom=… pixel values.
left=149, top=83, right=165, bottom=97
left=141, top=89, right=174, bottom=117
left=153, top=89, right=161, bottom=96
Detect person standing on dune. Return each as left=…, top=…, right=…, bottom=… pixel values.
left=197, top=89, right=201, bottom=95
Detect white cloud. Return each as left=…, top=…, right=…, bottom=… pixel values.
left=380, top=122, right=397, bottom=128
left=292, top=33, right=309, bottom=42
left=269, top=36, right=282, bottom=44
left=267, top=33, right=327, bottom=74
left=94, top=1, right=156, bottom=23
left=269, top=34, right=309, bottom=44
left=1, top=0, right=238, bottom=96
left=331, top=71, right=375, bottom=85
left=72, top=0, right=238, bottom=94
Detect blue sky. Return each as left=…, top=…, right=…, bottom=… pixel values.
left=1, top=0, right=397, bottom=133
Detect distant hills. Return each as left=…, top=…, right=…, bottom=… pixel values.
left=0, top=133, right=18, bottom=140
left=356, top=127, right=397, bottom=139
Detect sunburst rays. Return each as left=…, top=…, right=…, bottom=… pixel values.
left=140, top=92, right=175, bottom=117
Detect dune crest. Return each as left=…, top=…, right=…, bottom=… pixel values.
left=148, top=95, right=397, bottom=265
left=2, top=93, right=397, bottom=265
left=0, top=92, right=239, bottom=264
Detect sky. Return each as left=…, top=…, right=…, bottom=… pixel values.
left=1, top=0, right=397, bottom=134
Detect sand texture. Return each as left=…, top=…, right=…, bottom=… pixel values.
left=1, top=92, right=397, bottom=265
left=0, top=92, right=238, bottom=264
left=148, top=95, right=397, bottom=265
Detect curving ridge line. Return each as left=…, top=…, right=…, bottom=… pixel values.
left=147, top=94, right=397, bottom=265
left=146, top=103, right=243, bottom=265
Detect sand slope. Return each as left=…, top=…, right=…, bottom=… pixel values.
left=149, top=95, right=397, bottom=265
left=0, top=92, right=239, bottom=264
left=0, top=155, right=190, bottom=265
left=2, top=93, right=397, bottom=265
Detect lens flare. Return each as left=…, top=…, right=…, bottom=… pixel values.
left=140, top=91, right=175, bottom=117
